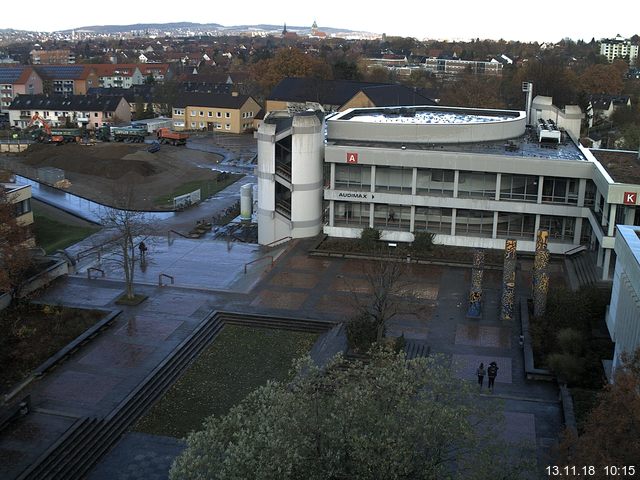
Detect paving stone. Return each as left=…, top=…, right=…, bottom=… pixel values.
left=79, top=341, right=155, bottom=369
left=451, top=353, right=513, bottom=384
left=250, top=290, right=308, bottom=310
left=40, top=371, right=123, bottom=405
left=114, top=316, right=184, bottom=342
left=268, top=272, right=320, bottom=289
left=455, top=324, right=512, bottom=348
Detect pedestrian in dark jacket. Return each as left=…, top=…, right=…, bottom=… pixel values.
left=476, top=363, right=485, bottom=389
left=487, top=361, right=498, bottom=392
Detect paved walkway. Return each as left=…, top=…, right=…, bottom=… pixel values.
left=0, top=237, right=566, bottom=479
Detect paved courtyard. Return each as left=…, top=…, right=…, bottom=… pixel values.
left=0, top=237, right=565, bottom=479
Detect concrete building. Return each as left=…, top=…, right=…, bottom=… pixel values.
left=30, top=49, right=75, bottom=64
left=92, top=64, right=144, bottom=89
left=600, top=35, right=639, bottom=64
left=8, top=94, right=131, bottom=129
left=172, top=92, right=260, bottom=133
left=257, top=105, right=640, bottom=280
left=531, top=96, right=583, bottom=139
left=1, top=180, right=35, bottom=247
left=0, top=66, right=43, bottom=113
left=34, top=65, right=99, bottom=95
left=422, top=57, right=503, bottom=77
left=606, top=225, right=640, bottom=374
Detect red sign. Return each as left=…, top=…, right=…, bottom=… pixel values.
left=623, top=192, right=637, bottom=205
left=346, top=152, right=358, bottom=164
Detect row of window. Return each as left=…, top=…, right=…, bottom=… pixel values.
left=189, top=121, right=231, bottom=130
left=174, top=109, right=255, bottom=119
left=20, top=110, right=108, bottom=118
left=332, top=201, right=576, bottom=242
left=334, top=165, right=582, bottom=205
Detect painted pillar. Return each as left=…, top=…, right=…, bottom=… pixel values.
left=500, top=239, right=517, bottom=321
left=467, top=249, right=485, bottom=318
left=533, top=230, right=550, bottom=318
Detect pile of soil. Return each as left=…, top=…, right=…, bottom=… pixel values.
left=19, top=143, right=160, bottom=179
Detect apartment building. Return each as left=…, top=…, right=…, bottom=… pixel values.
left=257, top=105, right=640, bottom=282
left=8, top=94, right=131, bottom=129
left=600, top=35, right=639, bottom=64
left=172, top=92, right=261, bottom=133
left=422, top=57, right=503, bottom=77
left=34, top=65, right=99, bottom=95
left=30, top=49, right=75, bottom=64
left=0, top=66, right=43, bottom=113
left=92, top=64, right=145, bottom=88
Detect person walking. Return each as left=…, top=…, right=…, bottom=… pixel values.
left=487, top=361, right=499, bottom=392
left=138, top=241, right=147, bottom=264
left=476, top=362, right=485, bottom=390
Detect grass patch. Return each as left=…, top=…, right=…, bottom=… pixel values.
left=33, top=212, right=100, bottom=254
left=0, top=303, right=106, bottom=394
left=134, top=324, right=318, bottom=438
left=153, top=173, right=243, bottom=207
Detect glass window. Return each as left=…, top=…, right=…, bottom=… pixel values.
left=456, top=209, right=493, bottom=237
left=225, top=124, right=230, bottom=130
left=334, top=201, right=370, bottom=227
left=414, top=207, right=452, bottom=234
left=500, top=174, right=538, bottom=202
left=373, top=204, right=411, bottom=231
left=14, top=198, right=31, bottom=216
left=375, top=166, right=412, bottom=193
left=416, top=168, right=454, bottom=196
left=539, top=215, right=575, bottom=243
left=496, top=213, right=536, bottom=239
left=542, top=177, right=578, bottom=205
left=225, top=112, right=230, bottom=118
left=335, top=164, right=371, bottom=191
left=457, top=171, right=496, bottom=199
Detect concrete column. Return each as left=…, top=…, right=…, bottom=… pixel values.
left=574, top=217, right=583, bottom=245
left=597, top=245, right=604, bottom=267
left=370, top=165, right=376, bottom=193
left=492, top=211, right=498, bottom=238
left=495, top=173, right=501, bottom=201
left=369, top=203, right=374, bottom=227
left=410, top=205, right=415, bottom=232
left=537, top=175, right=544, bottom=204
left=330, top=162, right=335, bottom=189
left=595, top=191, right=601, bottom=213
left=602, top=200, right=609, bottom=227
left=329, top=200, right=335, bottom=227
left=602, top=248, right=612, bottom=280
left=608, top=204, right=618, bottom=236
left=453, top=170, right=459, bottom=198
left=534, top=214, right=541, bottom=241
left=412, top=167, right=417, bottom=196
left=577, top=178, right=586, bottom=207
left=451, top=208, right=457, bottom=236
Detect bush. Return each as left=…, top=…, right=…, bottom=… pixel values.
left=556, top=328, right=585, bottom=356
left=548, top=352, right=586, bottom=384
left=412, top=231, right=435, bottom=255
left=360, top=227, right=381, bottom=250
left=346, top=313, right=378, bottom=352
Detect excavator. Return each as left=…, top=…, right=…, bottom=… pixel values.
left=27, top=114, right=81, bottom=145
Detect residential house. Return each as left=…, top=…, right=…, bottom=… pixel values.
left=0, top=66, right=43, bottom=113
left=172, top=92, right=261, bottom=133
left=30, top=49, right=75, bottom=64
left=1, top=179, right=34, bottom=247
left=8, top=94, right=131, bottom=130
left=139, top=64, right=171, bottom=83
left=92, top=64, right=145, bottom=88
left=588, top=94, right=632, bottom=126
left=87, top=85, right=160, bottom=117
left=34, top=65, right=99, bottom=95
left=265, top=78, right=436, bottom=115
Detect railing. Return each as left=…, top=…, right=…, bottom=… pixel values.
left=563, top=244, right=587, bottom=257
left=77, top=245, right=102, bottom=263
left=167, top=229, right=189, bottom=245
left=158, top=273, right=174, bottom=286
left=263, top=236, right=292, bottom=248
left=87, top=267, right=105, bottom=279
left=244, top=255, right=274, bottom=274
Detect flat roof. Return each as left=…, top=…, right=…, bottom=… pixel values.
left=334, top=105, right=521, bottom=125
left=329, top=129, right=587, bottom=162
left=589, top=149, right=640, bottom=184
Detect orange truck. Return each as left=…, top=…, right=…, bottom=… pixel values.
left=156, top=128, right=189, bottom=146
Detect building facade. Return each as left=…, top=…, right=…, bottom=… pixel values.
left=600, top=36, right=639, bottom=64
left=422, top=57, right=503, bottom=77
left=1, top=180, right=35, bottom=247
left=30, top=49, right=75, bottom=64
left=606, top=225, right=640, bottom=375
left=34, top=65, right=99, bottom=95
left=258, top=105, right=640, bottom=281
left=92, top=65, right=145, bottom=88
left=0, top=66, right=43, bottom=113
left=172, top=92, right=260, bottom=133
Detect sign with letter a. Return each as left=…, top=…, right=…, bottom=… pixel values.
left=346, top=152, right=358, bottom=164
left=623, top=192, right=637, bottom=205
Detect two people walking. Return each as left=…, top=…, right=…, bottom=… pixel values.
left=477, top=361, right=498, bottom=392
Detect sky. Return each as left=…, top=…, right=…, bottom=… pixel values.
left=3, top=0, right=639, bottom=43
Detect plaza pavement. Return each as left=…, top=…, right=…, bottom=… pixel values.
left=0, top=237, right=566, bottom=479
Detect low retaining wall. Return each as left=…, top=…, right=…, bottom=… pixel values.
left=520, top=298, right=555, bottom=381
left=19, top=259, right=69, bottom=298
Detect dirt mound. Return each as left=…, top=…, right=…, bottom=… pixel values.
left=20, top=143, right=160, bottom=179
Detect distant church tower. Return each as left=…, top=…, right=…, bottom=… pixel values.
left=311, top=20, right=318, bottom=35
left=282, top=23, right=287, bottom=37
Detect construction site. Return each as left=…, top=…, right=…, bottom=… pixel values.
left=1, top=142, right=237, bottom=211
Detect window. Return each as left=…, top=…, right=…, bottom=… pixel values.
left=496, top=212, right=536, bottom=239
left=216, top=112, right=221, bottom=118
left=225, top=112, right=230, bottom=118
left=94, top=112, right=98, bottom=117
left=539, top=215, right=575, bottom=242
left=416, top=168, right=454, bottom=196
left=190, top=111, right=196, bottom=116
left=225, top=124, right=230, bottom=130
left=335, top=164, right=371, bottom=191
left=174, top=109, right=184, bottom=116
left=94, top=122, right=98, bottom=128
left=190, top=122, right=196, bottom=128
left=375, top=166, right=412, bottom=193
left=199, top=111, right=204, bottom=117
left=455, top=209, right=493, bottom=237
left=499, top=174, right=538, bottom=202
left=414, top=207, right=452, bottom=234
left=373, top=204, right=411, bottom=231
left=334, top=201, right=370, bottom=227
left=208, top=111, right=213, bottom=117
left=541, top=177, right=578, bottom=205
left=216, top=124, right=222, bottom=129
left=14, top=198, right=31, bottom=216
left=457, top=171, right=496, bottom=199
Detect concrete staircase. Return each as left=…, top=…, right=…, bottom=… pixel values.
left=564, top=251, right=600, bottom=290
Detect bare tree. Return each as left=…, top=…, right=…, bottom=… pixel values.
left=99, top=186, right=155, bottom=301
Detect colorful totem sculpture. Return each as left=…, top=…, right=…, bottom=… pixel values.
left=533, top=230, right=550, bottom=318
left=500, top=239, right=517, bottom=321
left=467, top=249, right=485, bottom=318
